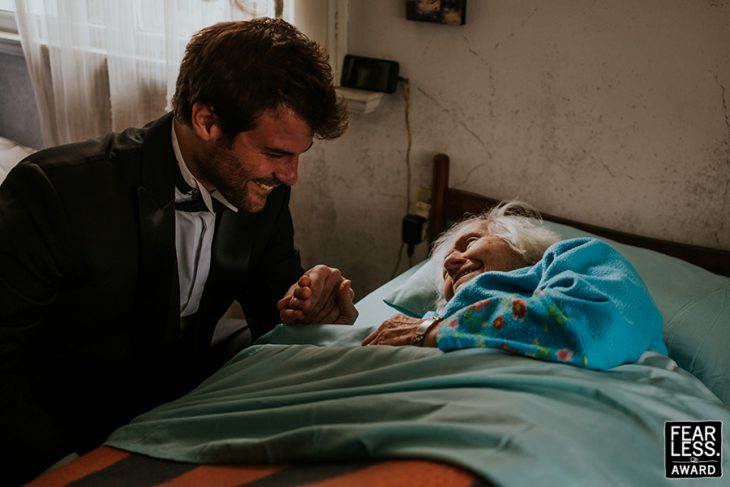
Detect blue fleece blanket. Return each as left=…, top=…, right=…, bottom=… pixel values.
left=107, top=325, right=729, bottom=487
left=435, top=237, right=667, bottom=369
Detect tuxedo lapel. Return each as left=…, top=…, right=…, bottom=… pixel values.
left=135, top=114, right=180, bottom=354
left=193, top=208, right=256, bottom=349
left=211, top=209, right=256, bottom=278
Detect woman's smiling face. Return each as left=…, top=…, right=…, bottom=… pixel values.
left=441, top=220, right=528, bottom=300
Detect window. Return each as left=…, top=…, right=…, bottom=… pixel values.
left=13, top=0, right=297, bottom=145
left=0, top=0, right=20, bottom=56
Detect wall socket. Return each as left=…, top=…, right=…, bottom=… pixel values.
left=409, top=186, right=432, bottom=219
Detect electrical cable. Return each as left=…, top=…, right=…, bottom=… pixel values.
left=390, top=76, right=413, bottom=278
left=400, top=76, right=412, bottom=215
left=391, top=242, right=405, bottom=279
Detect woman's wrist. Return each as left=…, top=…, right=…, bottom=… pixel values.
left=413, top=317, right=442, bottom=347
left=423, top=319, right=442, bottom=347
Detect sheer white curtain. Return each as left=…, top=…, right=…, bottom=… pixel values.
left=14, top=0, right=287, bottom=147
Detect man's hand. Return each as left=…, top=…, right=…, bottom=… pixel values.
left=361, top=314, right=440, bottom=347
left=277, top=265, right=357, bottom=324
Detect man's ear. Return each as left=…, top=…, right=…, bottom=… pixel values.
left=190, top=102, right=223, bottom=142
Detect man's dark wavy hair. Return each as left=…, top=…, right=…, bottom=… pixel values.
left=172, top=17, right=347, bottom=140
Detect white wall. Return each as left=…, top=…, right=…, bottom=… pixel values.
left=292, top=0, right=730, bottom=298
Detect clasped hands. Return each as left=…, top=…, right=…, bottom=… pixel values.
left=277, top=265, right=358, bottom=324
left=277, top=267, right=440, bottom=348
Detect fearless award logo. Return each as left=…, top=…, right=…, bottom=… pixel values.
left=665, top=421, right=722, bottom=478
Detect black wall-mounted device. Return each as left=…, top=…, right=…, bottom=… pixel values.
left=402, top=214, right=426, bottom=257
left=340, top=55, right=400, bottom=93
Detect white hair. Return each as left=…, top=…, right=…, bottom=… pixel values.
left=430, top=200, right=560, bottom=310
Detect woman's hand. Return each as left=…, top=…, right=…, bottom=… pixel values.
left=362, top=314, right=440, bottom=347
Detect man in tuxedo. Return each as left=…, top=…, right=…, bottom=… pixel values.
left=0, top=18, right=354, bottom=485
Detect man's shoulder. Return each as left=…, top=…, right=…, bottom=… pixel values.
left=22, top=127, right=142, bottom=171
left=20, top=114, right=172, bottom=174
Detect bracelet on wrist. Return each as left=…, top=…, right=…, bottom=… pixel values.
left=412, top=317, right=442, bottom=346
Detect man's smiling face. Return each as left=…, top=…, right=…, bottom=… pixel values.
left=198, top=106, right=313, bottom=213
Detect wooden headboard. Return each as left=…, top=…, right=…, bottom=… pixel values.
left=428, top=153, right=730, bottom=277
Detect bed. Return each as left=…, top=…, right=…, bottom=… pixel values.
left=31, top=154, right=730, bottom=486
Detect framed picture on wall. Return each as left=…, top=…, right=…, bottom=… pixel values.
left=406, top=0, right=466, bottom=26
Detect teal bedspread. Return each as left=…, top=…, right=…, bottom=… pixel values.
left=107, top=325, right=729, bottom=486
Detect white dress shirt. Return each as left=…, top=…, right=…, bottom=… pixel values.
left=171, top=125, right=237, bottom=317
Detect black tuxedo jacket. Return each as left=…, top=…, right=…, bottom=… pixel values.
left=0, top=113, right=303, bottom=483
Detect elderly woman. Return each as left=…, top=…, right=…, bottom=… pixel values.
left=362, top=201, right=668, bottom=370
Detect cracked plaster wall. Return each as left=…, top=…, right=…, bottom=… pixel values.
left=291, top=0, right=730, bottom=297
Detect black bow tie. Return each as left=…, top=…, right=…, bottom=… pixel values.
left=174, top=162, right=228, bottom=213
left=175, top=190, right=209, bottom=212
